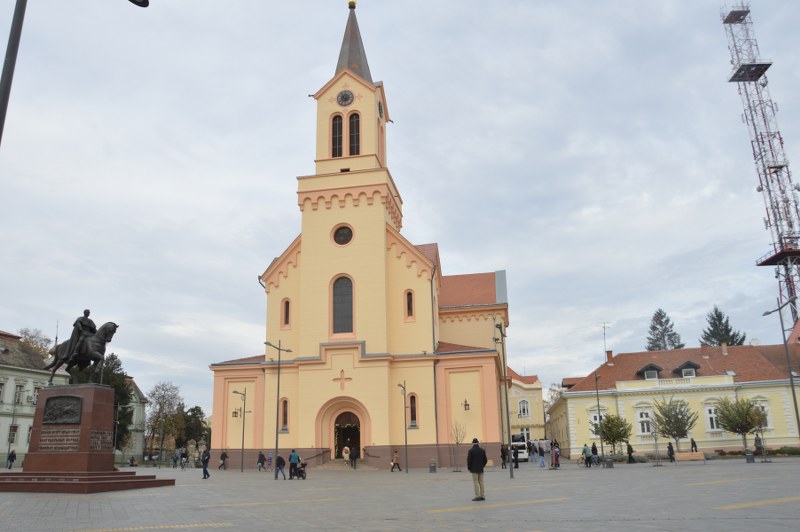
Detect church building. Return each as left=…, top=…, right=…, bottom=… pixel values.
left=210, top=2, right=512, bottom=469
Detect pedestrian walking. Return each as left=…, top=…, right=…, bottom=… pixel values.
left=690, top=438, right=698, bottom=452
left=582, top=443, right=592, bottom=468
left=667, top=442, right=675, bottom=463
left=390, top=450, right=402, bottom=472
left=180, top=448, right=188, bottom=470
left=257, top=451, right=266, bottom=471
left=466, top=438, right=488, bottom=501
left=266, top=452, right=273, bottom=472
left=289, top=449, right=300, bottom=479
left=219, top=450, right=228, bottom=470
left=626, top=442, right=635, bottom=463
left=342, top=445, right=351, bottom=467
left=591, top=442, right=598, bottom=465
left=201, top=448, right=211, bottom=479
left=274, top=454, right=286, bottom=480
left=500, top=444, right=508, bottom=469
left=6, top=449, right=16, bottom=469
left=512, top=446, right=519, bottom=468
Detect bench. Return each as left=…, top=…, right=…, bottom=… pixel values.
left=675, top=452, right=705, bottom=464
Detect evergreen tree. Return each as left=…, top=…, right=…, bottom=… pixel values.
left=699, top=306, right=746, bottom=346
left=72, top=353, right=133, bottom=450
left=645, top=309, right=685, bottom=351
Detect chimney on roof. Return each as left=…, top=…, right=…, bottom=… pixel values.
left=605, top=350, right=614, bottom=365
left=722, top=342, right=729, bottom=356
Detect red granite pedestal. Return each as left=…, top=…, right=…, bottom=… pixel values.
left=0, top=384, right=175, bottom=493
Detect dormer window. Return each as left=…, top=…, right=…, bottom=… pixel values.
left=673, top=361, right=700, bottom=378
left=636, top=363, right=663, bottom=381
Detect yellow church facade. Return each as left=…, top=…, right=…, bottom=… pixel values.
left=210, top=4, right=509, bottom=469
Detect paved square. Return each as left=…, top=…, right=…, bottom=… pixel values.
left=2, top=458, right=799, bottom=531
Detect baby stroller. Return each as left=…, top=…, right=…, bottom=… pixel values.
left=295, top=461, right=307, bottom=480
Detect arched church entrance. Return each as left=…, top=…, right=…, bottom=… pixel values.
left=334, top=412, right=360, bottom=460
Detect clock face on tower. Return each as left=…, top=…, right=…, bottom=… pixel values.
left=337, top=90, right=355, bottom=106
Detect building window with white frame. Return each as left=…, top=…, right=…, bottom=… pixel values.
left=8, top=425, right=18, bottom=444
left=638, top=411, right=652, bottom=434
left=707, top=406, right=719, bottom=430
left=14, top=384, right=24, bottom=404
left=518, top=399, right=530, bottom=418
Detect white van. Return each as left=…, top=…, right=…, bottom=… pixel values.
left=510, top=441, right=529, bottom=462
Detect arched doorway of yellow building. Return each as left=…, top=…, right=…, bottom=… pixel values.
left=315, top=396, right=371, bottom=460
left=334, top=412, right=360, bottom=459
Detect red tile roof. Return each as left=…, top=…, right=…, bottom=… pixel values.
left=508, top=367, right=539, bottom=385
left=436, top=341, right=494, bottom=354
left=568, top=343, right=800, bottom=392
left=414, top=243, right=439, bottom=266
left=561, top=377, right=584, bottom=389
left=440, top=272, right=497, bottom=307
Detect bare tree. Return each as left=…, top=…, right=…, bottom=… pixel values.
left=451, top=421, right=466, bottom=472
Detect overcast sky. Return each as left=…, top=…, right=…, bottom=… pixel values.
left=2, top=1, right=799, bottom=416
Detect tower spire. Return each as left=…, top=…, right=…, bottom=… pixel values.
left=336, top=1, right=373, bottom=83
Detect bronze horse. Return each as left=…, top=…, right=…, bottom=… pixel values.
left=44, top=321, right=118, bottom=383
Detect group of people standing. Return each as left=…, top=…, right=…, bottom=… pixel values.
left=273, top=449, right=302, bottom=479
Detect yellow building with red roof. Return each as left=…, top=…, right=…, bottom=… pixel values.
left=548, top=343, right=800, bottom=458
left=209, top=4, right=511, bottom=469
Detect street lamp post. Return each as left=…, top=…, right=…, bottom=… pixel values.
left=397, top=381, right=409, bottom=474
left=232, top=389, right=248, bottom=473
left=594, top=373, right=606, bottom=466
left=762, top=296, right=800, bottom=441
left=495, top=323, right=514, bottom=479
left=266, top=340, right=292, bottom=473
left=113, top=404, right=133, bottom=455
left=0, top=0, right=148, bottom=148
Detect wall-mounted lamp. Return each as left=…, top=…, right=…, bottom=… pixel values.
left=232, top=408, right=240, bottom=418
left=463, top=399, right=470, bottom=411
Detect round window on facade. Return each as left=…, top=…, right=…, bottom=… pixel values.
left=333, top=225, right=353, bottom=246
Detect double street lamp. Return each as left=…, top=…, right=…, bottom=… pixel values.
left=0, top=1, right=148, bottom=148
left=266, top=340, right=292, bottom=472
left=762, top=296, right=800, bottom=440
left=231, top=389, right=249, bottom=473
left=594, top=373, right=606, bottom=466
left=495, top=322, right=514, bottom=479
left=397, top=381, right=409, bottom=474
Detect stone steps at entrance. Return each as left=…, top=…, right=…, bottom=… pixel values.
left=314, top=460, right=378, bottom=471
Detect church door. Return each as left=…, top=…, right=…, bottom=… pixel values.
left=334, top=412, right=361, bottom=459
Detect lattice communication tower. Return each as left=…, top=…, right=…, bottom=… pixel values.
left=723, top=4, right=800, bottom=324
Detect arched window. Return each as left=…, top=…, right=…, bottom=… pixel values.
left=332, top=115, right=343, bottom=158
left=333, top=276, right=353, bottom=333
left=281, top=399, right=289, bottom=431
left=348, top=113, right=360, bottom=156
left=404, top=290, right=415, bottom=321
left=518, top=399, right=530, bottom=418
left=281, top=299, right=291, bottom=329
left=409, top=395, right=418, bottom=427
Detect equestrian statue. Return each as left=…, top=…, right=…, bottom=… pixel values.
left=44, top=309, right=118, bottom=384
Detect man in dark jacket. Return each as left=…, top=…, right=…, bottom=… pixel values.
left=274, top=454, right=287, bottom=480
left=466, top=438, right=488, bottom=501
left=201, top=448, right=211, bottom=479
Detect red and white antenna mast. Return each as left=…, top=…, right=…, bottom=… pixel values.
left=723, top=4, right=800, bottom=325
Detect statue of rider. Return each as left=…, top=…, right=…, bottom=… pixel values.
left=66, top=309, right=97, bottom=362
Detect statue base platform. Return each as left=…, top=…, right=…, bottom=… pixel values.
left=0, top=384, right=174, bottom=493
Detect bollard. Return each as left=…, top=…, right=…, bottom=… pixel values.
left=745, top=451, right=755, bottom=463
left=429, top=459, right=437, bottom=473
